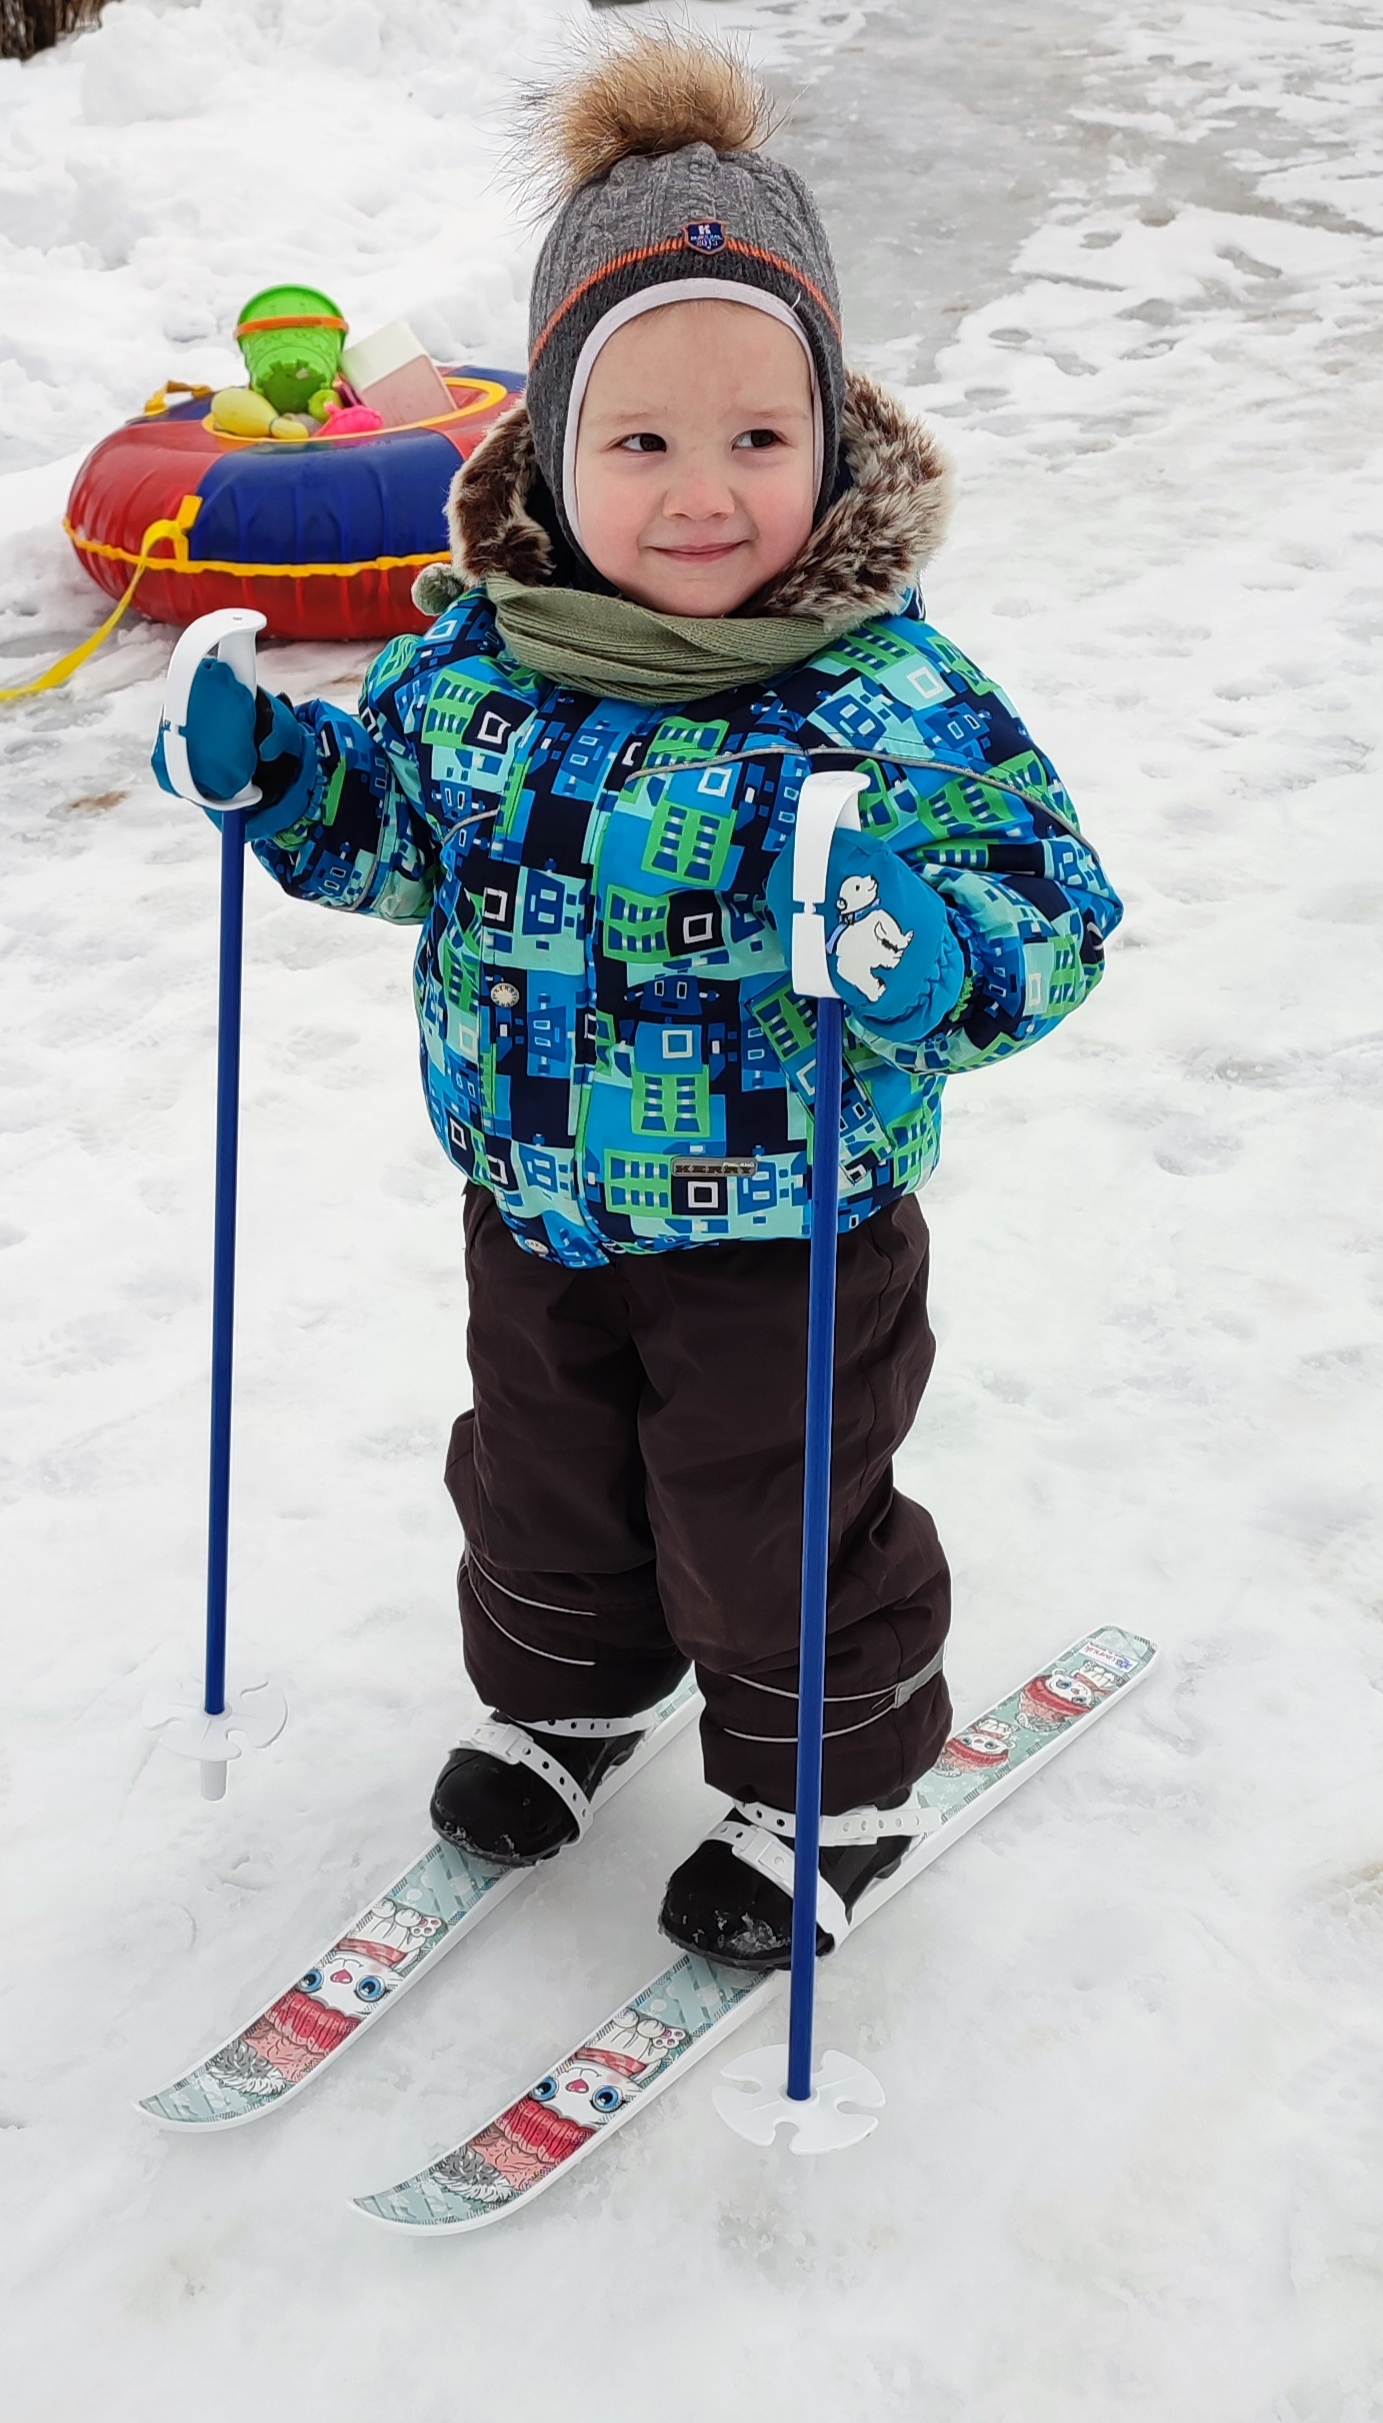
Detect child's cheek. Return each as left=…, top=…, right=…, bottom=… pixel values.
left=745, top=462, right=814, bottom=583
left=577, top=461, right=648, bottom=586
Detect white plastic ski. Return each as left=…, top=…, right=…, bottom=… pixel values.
left=353, top=1624, right=1157, bottom=2231
left=138, top=1676, right=700, bottom=2130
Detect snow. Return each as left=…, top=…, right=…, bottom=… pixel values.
left=3, top=1, right=1382, bottom=2415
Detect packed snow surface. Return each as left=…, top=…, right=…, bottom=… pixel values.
left=2, top=2, right=1382, bottom=2416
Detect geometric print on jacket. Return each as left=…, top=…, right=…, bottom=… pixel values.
left=253, top=589, right=1122, bottom=1267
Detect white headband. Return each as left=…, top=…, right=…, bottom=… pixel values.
left=561, top=280, right=823, bottom=548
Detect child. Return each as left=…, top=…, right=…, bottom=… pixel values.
left=158, top=37, right=1121, bottom=1969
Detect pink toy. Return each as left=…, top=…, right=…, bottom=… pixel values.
left=319, top=403, right=385, bottom=436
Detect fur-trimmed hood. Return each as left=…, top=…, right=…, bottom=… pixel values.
left=412, top=369, right=954, bottom=625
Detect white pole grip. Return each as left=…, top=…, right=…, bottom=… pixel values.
left=790, top=769, right=868, bottom=999
left=159, top=608, right=267, bottom=811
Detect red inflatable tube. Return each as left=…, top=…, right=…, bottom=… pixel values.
left=65, top=365, right=525, bottom=644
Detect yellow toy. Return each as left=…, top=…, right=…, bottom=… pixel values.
left=208, top=388, right=328, bottom=442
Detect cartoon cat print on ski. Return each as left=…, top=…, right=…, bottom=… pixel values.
left=1019, top=1667, right=1110, bottom=1729
left=931, top=1636, right=1131, bottom=1799
left=206, top=1895, right=443, bottom=2097
left=937, top=1717, right=1015, bottom=1775
left=432, top=2007, right=689, bottom=2211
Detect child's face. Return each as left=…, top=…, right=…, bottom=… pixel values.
left=573, top=300, right=817, bottom=617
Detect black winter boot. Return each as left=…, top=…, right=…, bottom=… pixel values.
left=658, top=1793, right=917, bottom=1969
left=430, top=1717, right=641, bottom=1868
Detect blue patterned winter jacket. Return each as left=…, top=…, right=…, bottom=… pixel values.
left=253, top=388, right=1121, bottom=1267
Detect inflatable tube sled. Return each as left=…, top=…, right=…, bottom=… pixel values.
left=65, top=365, right=524, bottom=644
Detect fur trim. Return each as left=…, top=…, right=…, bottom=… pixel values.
left=416, top=370, right=953, bottom=624
left=755, top=373, right=954, bottom=618
left=526, top=34, right=772, bottom=204
left=417, top=403, right=555, bottom=616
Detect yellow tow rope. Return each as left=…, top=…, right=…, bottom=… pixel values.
left=0, top=495, right=202, bottom=706
left=0, top=561, right=150, bottom=702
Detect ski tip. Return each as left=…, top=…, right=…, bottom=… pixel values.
left=350, top=2190, right=415, bottom=2232
left=134, top=2087, right=219, bottom=2130
left=134, top=2075, right=288, bottom=2131
left=135, top=2094, right=242, bottom=2132
left=349, top=2184, right=491, bottom=2235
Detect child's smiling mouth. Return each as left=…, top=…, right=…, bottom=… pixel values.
left=651, top=541, right=746, bottom=562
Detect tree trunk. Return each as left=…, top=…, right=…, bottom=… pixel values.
left=1, top=2, right=104, bottom=61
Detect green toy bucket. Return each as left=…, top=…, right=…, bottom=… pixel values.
left=235, top=284, right=347, bottom=415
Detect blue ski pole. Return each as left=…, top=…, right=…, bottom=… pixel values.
left=787, top=979, right=842, bottom=2101
left=716, top=768, right=885, bottom=2152
left=144, top=609, right=287, bottom=1800
left=204, top=797, right=245, bottom=1740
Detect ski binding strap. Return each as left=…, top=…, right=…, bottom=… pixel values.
left=712, top=1819, right=852, bottom=1952
left=516, top=1710, right=659, bottom=1739
left=463, top=1719, right=596, bottom=1838
left=735, top=1790, right=942, bottom=1845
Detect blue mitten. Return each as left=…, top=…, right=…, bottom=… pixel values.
left=152, top=656, right=313, bottom=840
left=766, top=828, right=965, bottom=1041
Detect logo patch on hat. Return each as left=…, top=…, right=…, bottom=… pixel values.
left=684, top=220, right=726, bottom=255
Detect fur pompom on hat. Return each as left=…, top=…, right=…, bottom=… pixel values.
left=527, top=34, right=775, bottom=201
left=521, top=33, right=845, bottom=556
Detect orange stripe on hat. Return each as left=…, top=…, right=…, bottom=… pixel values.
left=723, top=241, right=842, bottom=331
left=531, top=237, right=841, bottom=366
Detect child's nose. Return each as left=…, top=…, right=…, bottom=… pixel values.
left=665, top=463, right=736, bottom=520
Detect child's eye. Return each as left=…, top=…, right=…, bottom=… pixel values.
left=732, top=428, right=784, bottom=450
left=617, top=432, right=667, bottom=453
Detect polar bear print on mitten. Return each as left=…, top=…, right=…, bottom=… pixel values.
left=829, top=874, right=914, bottom=1003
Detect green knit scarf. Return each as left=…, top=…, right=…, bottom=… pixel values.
left=486, top=573, right=855, bottom=705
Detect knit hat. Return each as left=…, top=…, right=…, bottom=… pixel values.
left=524, top=37, right=845, bottom=557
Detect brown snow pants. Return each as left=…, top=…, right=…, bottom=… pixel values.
left=446, top=1185, right=952, bottom=1814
